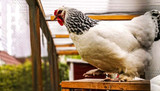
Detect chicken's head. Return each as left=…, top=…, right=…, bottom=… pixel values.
left=54, top=7, right=98, bottom=35
left=54, top=7, right=66, bottom=26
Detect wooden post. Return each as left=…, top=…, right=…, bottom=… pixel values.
left=29, top=4, right=43, bottom=91
left=38, top=2, right=60, bottom=91
left=26, top=0, right=59, bottom=91
left=39, top=4, right=60, bottom=91
left=47, top=39, right=59, bottom=91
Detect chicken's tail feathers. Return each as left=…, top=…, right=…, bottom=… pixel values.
left=150, top=10, right=160, bottom=41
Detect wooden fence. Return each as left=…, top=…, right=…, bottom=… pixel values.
left=26, top=0, right=59, bottom=91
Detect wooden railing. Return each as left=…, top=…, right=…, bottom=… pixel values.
left=26, top=0, right=59, bottom=91
left=50, top=15, right=139, bottom=21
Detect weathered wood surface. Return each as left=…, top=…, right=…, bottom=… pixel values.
left=61, top=79, right=150, bottom=91
left=53, top=34, right=70, bottom=38
left=50, top=15, right=139, bottom=21
left=55, top=44, right=75, bottom=47
left=38, top=0, right=59, bottom=90
left=88, top=15, right=139, bottom=20
left=29, top=4, right=43, bottom=91
left=26, top=0, right=59, bottom=91
left=57, top=50, right=79, bottom=55
left=61, top=89, right=70, bottom=91
left=39, top=3, right=59, bottom=91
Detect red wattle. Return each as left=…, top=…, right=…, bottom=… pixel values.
left=57, top=18, right=64, bottom=26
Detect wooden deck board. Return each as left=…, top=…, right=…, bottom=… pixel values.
left=61, top=79, right=150, bottom=91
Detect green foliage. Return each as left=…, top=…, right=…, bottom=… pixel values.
left=65, top=55, right=81, bottom=59
left=59, top=62, right=69, bottom=82
left=0, top=61, right=32, bottom=91
left=0, top=61, right=69, bottom=91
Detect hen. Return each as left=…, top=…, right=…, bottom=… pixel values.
left=54, top=7, right=160, bottom=81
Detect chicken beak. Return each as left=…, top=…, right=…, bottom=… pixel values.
left=53, top=16, right=57, bottom=21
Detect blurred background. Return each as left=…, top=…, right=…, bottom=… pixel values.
left=1, top=0, right=160, bottom=91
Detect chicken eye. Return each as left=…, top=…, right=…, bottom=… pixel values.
left=58, top=10, right=62, bottom=14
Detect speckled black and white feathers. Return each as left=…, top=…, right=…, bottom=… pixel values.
left=64, top=8, right=98, bottom=35
left=56, top=7, right=160, bottom=81
left=150, top=10, right=160, bottom=41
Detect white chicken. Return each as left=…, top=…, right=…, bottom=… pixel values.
left=151, top=75, right=160, bottom=91
left=54, top=7, right=160, bottom=81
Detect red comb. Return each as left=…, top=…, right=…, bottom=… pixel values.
left=54, top=9, right=58, bottom=15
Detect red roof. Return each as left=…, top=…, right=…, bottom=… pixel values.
left=0, top=51, right=21, bottom=65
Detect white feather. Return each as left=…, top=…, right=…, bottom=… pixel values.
left=151, top=75, right=160, bottom=91
left=55, top=7, right=159, bottom=80
left=69, top=11, right=156, bottom=79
